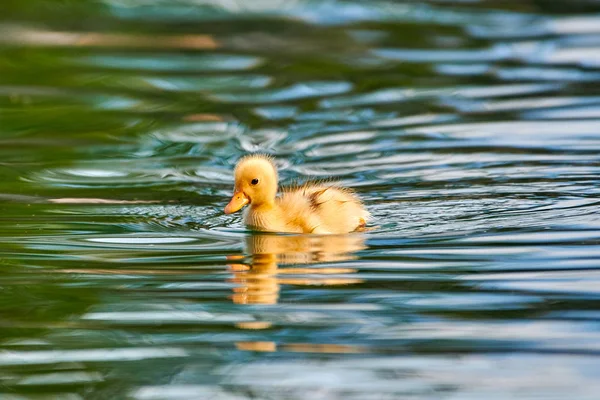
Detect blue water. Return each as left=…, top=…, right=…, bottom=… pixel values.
left=1, top=1, right=600, bottom=399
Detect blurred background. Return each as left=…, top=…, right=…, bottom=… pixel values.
left=1, top=0, right=600, bottom=399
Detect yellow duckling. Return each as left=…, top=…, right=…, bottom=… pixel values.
left=224, top=154, right=370, bottom=234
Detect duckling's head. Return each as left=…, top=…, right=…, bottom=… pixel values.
left=224, top=154, right=278, bottom=214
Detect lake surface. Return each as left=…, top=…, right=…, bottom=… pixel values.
left=2, top=0, right=600, bottom=398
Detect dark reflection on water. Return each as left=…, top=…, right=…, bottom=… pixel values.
left=2, top=0, right=600, bottom=398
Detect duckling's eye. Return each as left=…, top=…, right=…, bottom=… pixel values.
left=251, top=178, right=259, bottom=185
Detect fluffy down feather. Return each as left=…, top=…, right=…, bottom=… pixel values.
left=224, top=155, right=369, bottom=234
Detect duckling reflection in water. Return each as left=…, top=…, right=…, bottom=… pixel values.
left=224, top=154, right=370, bottom=234
left=229, top=232, right=366, bottom=305
left=230, top=232, right=366, bottom=353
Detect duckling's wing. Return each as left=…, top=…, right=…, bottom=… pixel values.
left=304, top=185, right=370, bottom=234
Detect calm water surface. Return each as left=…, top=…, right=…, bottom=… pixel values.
left=2, top=0, right=600, bottom=398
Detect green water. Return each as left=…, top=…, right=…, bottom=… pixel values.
left=2, top=0, right=600, bottom=399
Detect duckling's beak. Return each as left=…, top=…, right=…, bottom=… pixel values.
left=224, top=191, right=249, bottom=214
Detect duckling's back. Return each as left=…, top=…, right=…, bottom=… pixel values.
left=279, top=184, right=369, bottom=234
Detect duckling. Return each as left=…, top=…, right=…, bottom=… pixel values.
left=224, top=154, right=369, bottom=234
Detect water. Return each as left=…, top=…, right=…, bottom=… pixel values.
left=1, top=0, right=600, bottom=398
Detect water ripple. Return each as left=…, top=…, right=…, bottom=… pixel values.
left=3, top=0, right=600, bottom=399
